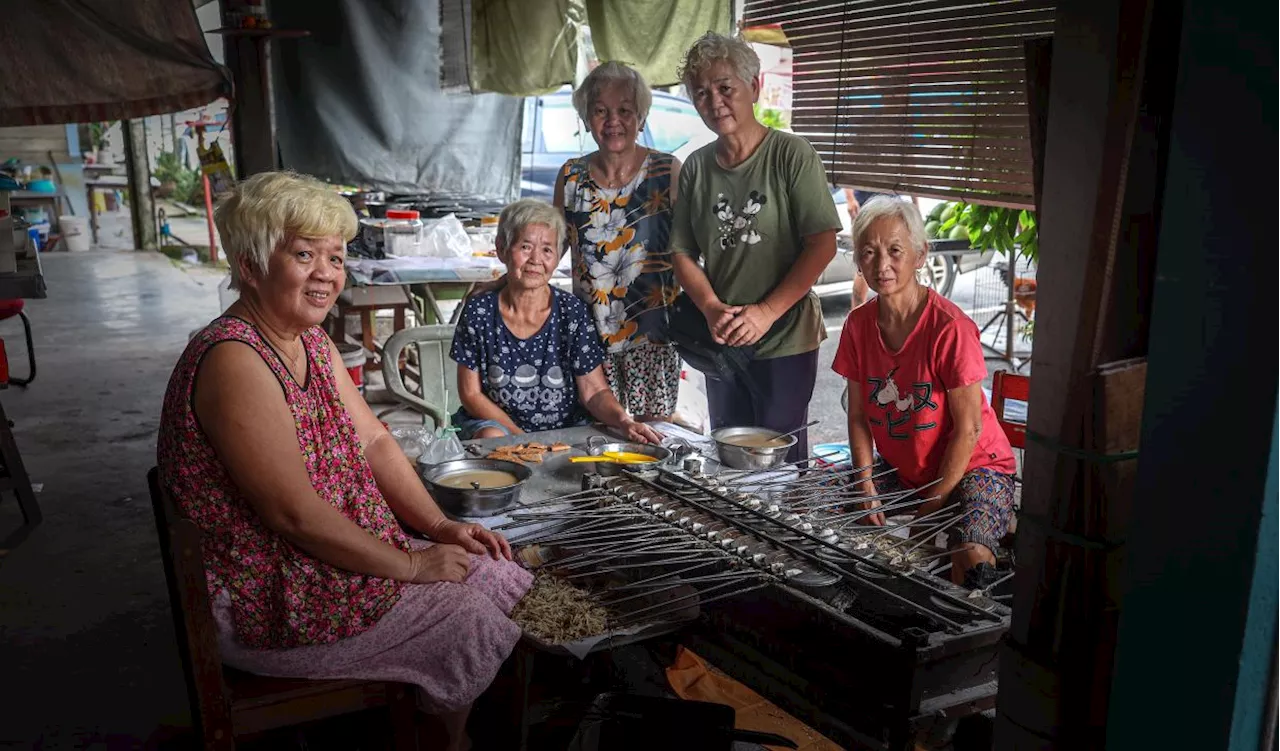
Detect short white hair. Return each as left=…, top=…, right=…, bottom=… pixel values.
left=496, top=199, right=566, bottom=255
left=573, top=61, right=653, bottom=126
left=852, top=196, right=929, bottom=256
left=679, top=31, right=761, bottom=92
left=214, top=171, right=357, bottom=290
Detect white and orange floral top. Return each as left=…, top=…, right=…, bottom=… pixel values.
left=559, top=150, right=679, bottom=353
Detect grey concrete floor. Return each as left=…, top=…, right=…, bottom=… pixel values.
left=0, top=250, right=222, bottom=749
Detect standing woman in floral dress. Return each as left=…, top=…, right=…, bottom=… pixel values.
left=552, top=61, right=683, bottom=421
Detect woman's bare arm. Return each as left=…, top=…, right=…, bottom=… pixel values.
left=916, top=382, right=985, bottom=518
left=576, top=366, right=663, bottom=444
left=332, top=339, right=509, bottom=558
left=845, top=379, right=886, bottom=525
left=456, top=364, right=524, bottom=434
left=328, top=339, right=447, bottom=536
left=194, top=342, right=413, bottom=579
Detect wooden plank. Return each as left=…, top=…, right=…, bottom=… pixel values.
left=783, top=6, right=1056, bottom=43
left=747, top=0, right=1054, bottom=28
left=792, top=57, right=1030, bottom=79
left=787, top=21, right=1057, bottom=56
left=997, top=0, right=1156, bottom=745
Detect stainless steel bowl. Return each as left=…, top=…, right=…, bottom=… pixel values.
left=584, top=436, right=672, bottom=476
left=711, top=426, right=797, bottom=471
left=421, top=458, right=532, bottom=518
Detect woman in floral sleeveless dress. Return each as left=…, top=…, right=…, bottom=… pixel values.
left=157, top=172, right=529, bottom=750
left=553, top=62, right=682, bottom=419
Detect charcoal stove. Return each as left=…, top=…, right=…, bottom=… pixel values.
left=506, top=459, right=1010, bottom=750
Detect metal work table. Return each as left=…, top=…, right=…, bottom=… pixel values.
left=460, top=425, right=617, bottom=524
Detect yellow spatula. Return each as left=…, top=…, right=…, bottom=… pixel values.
left=569, top=452, right=657, bottom=465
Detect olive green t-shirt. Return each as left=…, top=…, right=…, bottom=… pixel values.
left=669, top=129, right=842, bottom=359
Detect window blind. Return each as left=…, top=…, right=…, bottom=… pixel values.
left=744, top=0, right=1054, bottom=208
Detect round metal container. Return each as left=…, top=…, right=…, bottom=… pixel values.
left=584, top=437, right=672, bottom=477
left=421, top=458, right=532, bottom=518
left=711, top=427, right=797, bottom=471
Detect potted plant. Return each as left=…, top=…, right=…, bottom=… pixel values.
left=86, top=121, right=115, bottom=164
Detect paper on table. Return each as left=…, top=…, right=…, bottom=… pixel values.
left=649, top=421, right=715, bottom=450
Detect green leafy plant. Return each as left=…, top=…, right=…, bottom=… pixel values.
left=938, top=203, right=1039, bottom=263
left=152, top=151, right=204, bottom=205
left=87, top=121, right=115, bottom=151
left=754, top=105, right=790, bottom=130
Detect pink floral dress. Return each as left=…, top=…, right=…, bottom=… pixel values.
left=158, top=317, right=531, bottom=710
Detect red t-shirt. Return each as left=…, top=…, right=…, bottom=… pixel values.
left=831, top=290, right=1017, bottom=487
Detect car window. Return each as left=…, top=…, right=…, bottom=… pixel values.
left=646, top=101, right=710, bottom=154
left=540, top=101, right=591, bottom=154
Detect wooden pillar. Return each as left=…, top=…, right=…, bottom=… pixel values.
left=996, top=0, right=1160, bottom=745
left=1105, top=0, right=1278, bottom=745
left=221, top=0, right=276, bottom=176
left=121, top=118, right=157, bottom=251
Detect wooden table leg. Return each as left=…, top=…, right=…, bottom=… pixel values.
left=0, top=398, right=40, bottom=527
left=361, top=310, right=376, bottom=372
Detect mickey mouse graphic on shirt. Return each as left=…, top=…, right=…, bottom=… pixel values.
left=866, top=367, right=940, bottom=440
left=713, top=190, right=767, bottom=250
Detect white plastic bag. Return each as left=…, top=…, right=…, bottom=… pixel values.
left=421, top=426, right=466, bottom=465
left=389, top=425, right=434, bottom=462
left=421, top=214, right=472, bottom=260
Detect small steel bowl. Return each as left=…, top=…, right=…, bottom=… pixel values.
left=584, top=437, right=673, bottom=477
left=711, top=426, right=797, bottom=471
left=421, top=458, right=532, bottom=518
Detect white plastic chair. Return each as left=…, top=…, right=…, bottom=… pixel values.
left=380, top=325, right=457, bottom=430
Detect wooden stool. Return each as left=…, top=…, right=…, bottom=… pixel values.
left=147, top=469, right=416, bottom=749
left=329, top=286, right=413, bottom=372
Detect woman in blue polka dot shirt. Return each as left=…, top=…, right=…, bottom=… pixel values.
left=450, top=199, right=665, bottom=443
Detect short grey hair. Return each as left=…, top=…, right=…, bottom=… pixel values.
left=679, top=31, right=761, bottom=92
left=573, top=61, right=653, bottom=126
left=496, top=199, right=566, bottom=255
left=852, top=196, right=929, bottom=256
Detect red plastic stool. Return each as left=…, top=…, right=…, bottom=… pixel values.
left=0, top=299, right=35, bottom=388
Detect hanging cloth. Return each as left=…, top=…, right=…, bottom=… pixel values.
left=469, top=0, right=582, bottom=95
left=586, top=0, right=731, bottom=87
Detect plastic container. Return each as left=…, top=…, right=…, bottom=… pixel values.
left=60, top=216, right=90, bottom=251
left=337, top=342, right=367, bottom=391
left=384, top=209, right=423, bottom=256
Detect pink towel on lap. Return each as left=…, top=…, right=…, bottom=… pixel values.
left=215, top=541, right=533, bottom=712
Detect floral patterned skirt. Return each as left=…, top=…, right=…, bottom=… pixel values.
left=602, top=341, right=681, bottom=418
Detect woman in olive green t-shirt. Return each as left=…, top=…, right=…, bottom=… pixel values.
left=669, top=32, right=842, bottom=461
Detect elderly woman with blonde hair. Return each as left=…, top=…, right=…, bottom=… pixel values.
left=551, top=61, right=683, bottom=420
left=450, top=197, right=664, bottom=444
left=669, top=32, right=842, bottom=462
left=157, top=171, right=529, bottom=749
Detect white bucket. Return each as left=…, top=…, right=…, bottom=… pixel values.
left=60, top=215, right=90, bottom=251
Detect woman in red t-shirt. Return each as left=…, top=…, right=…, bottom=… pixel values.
left=831, top=197, right=1017, bottom=587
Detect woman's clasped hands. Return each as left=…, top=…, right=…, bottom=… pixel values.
left=707, top=300, right=780, bottom=348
